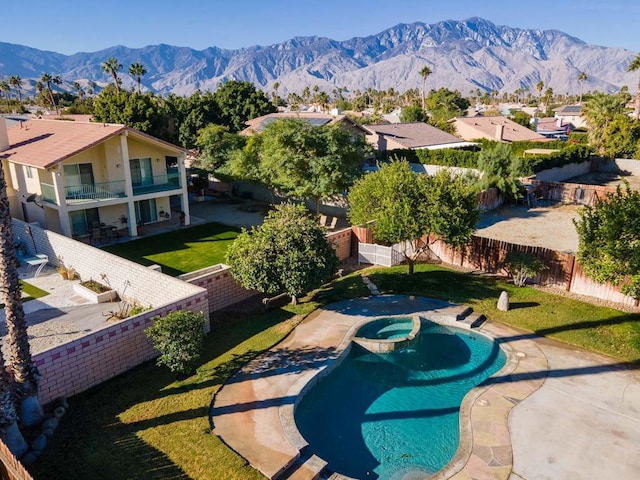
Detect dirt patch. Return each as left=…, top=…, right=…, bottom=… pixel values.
left=476, top=202, right=581, bottom=253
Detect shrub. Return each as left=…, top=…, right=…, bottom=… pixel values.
left=503, top=251, right=548, bottom=287
left=145, top=311, right=206, bottom=376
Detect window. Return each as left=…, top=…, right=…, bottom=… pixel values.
left=70, top=208, right=100, bottom=236
left=25, top=166, right=33, bottom=179
left=130, top=158, right=153, bottom=186
left=63, top=163, right=95, bottom=186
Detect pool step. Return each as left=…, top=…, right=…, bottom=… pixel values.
left=458, top=312, right=487, bottom=329
left=278, top=450, right=327, bottom=480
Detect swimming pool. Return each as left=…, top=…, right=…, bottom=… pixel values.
left=294, top=318, right=506, bottom=479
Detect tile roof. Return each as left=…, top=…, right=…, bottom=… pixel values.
left=1, top=119, right=184, bottom=169
left=452, top=116, right=550, bottom=143
left=364, top=122, right=464, bottom=149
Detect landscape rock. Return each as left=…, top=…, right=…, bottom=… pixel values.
left=497, top=291, right=510, bottom=311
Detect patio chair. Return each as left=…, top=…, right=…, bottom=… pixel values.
left=328, top=217, right=338, bottom=230
left=319, top=214, right=328, bottom=226
left=90, top=228, right=104, bottom=244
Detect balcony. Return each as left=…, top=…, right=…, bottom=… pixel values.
left=64, top=180, right=126, bottom=204
left=132, top=171, right=182, bottom=196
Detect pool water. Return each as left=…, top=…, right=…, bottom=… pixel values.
left=355, top=317, right=414, bottom=340
left=294, top=320, right=506, bottom=479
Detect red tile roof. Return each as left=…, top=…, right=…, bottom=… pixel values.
left=1, top=119, right=184, bottom=169
left=364, top=122, right=466, bottom=149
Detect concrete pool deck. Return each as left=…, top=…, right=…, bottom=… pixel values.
left=210, top=295, right=640, bottom=480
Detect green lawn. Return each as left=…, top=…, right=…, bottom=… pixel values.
left=102, top=222, right=241, bottom=276
left=21, top=281, right=48, bottom=302
left=27, top=264, right=640, bottom=479
left=1, top=281, right=48, bottom=308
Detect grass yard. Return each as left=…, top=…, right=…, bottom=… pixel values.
left=27, top=264, right=640, bottom=479
left=21, top=281, right=48, bottom=303
left=1, top=281, right=49, bottom=308
left=102, top=222, right=241, bottom=276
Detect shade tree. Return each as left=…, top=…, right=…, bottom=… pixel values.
left=348, top=160, right=479, bottom=275
left=226, top=203, right=339, bottom=304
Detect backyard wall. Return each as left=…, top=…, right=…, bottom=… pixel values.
left=600, top=158, right=640, bottom=175
left=525, top=179, right=617, bottom=206
left=34, top=290, right=207, bottom=404
left=532, top=160, right=592, bottom=182
left=326, top=227, right=352, bottom=261
left=11, top=220, right=209, bottom=405
left=180, top=264, right=257, bottom=313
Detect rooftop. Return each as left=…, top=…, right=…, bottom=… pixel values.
left=1, top=118, right=185, bottom=169
left=364, top=122, right=473, bottom=149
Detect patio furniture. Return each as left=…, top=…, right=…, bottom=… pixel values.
left=23, top=254, right=49, bottom=277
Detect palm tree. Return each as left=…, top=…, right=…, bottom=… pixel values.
left=101, top=56, right=122, bottom=93
left=128, top=62, right=147, bottom=94
left=583, top=92, right=627, bottom=152
left=272, top=81, right=280, bottom=107
left=0, top=348, right=28, bottom=457
left=626, top=54, right=640, bottom=119
left=9, top=75, right=22, bottom=108
left=73, top=81, right=84, bottom=100
left=0, top=158, right=41, bottom=445
left=535, top=80, right=545, bottom=104
left=578, top=71, right=588, bottom=104
left=40, top=73, right=60, bottom=115
left=420, top=65, right=432, bottom=112
left=0, top=81, right=9, bottom=112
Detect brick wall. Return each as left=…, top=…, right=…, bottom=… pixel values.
left=12, top=220, right=204, bottom=310
left=11, top=220, right=209, bottom=405
left=326, top=227, right=352, bottom=261
left=33, top=290, right=208, bottom=405
left=180, top=264, right=257, bottom=313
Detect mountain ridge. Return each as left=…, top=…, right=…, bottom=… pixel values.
left=0, top=17, right=636, bottom=97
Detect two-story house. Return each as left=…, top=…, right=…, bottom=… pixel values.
left=0, top=117, right=190, bottom=239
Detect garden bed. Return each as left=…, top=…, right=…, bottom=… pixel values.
left=72, top=280, right=117, bottom=304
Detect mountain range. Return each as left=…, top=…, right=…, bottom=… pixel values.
left=0, top=17, right=637, bottom=97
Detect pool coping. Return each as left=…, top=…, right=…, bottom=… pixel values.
left=210, top=295, right=548, bottom=480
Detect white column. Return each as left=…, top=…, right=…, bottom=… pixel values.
left=51, top=166, right=72, bottom=236
left=120, top=132, right=138, bottom=237
left=178, top=154, right=190, bottom=226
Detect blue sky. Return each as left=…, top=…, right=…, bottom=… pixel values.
left=3, top=0, right=639, bottom=55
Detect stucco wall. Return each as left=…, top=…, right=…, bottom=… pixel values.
left=533, top=161, right=592, bottom=182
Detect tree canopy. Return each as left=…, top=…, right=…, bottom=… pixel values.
left=477, top=143, right=526, bottom=201
left=193, top=124, right=246, bottom=173
left=574, top=183, right=640, bottom=299
left=213, top=80, right=276, bottom=132
left=226, top=203, right=339, bottom=304
left=225, top=118, right=369, bottom=211
left=348, top=160, right=479, bottom=274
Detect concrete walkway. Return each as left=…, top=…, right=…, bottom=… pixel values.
left=210, top=295, right=640, bottom=480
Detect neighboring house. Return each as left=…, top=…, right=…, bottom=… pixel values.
left=451, top=116, right=550, bottom=143
left=554, top=105, right=587, bottom=129
left=364, top=122, right=476, bottom=152
left=240, top=112, right=368, bottom=138
left=0, top=117, right=190, bottom=239
left=534, top=117, right=572, bottom=139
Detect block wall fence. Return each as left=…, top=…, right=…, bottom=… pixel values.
left=11, top=220, right=209, bottom=405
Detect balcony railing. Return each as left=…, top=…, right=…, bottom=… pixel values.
left=41, top=183, right=58, bottom=205
left=65, top=180, right=126, bottom=202
left=132, top=171, right=182, bottom=196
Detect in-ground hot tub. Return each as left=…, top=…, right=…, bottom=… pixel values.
left=352, top=316, right=420, bottom=353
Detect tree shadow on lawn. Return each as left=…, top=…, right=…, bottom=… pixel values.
left=30, top=307, right=298, bottom=480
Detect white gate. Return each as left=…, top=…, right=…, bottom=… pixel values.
left=358, top=242, right=404, bottom=266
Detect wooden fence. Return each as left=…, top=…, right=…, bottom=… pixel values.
left=0, top=440, right=33, bottom=480
left=356, top=226, right=638, bottom=307
left=524, top=179, right=617, bottom=206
